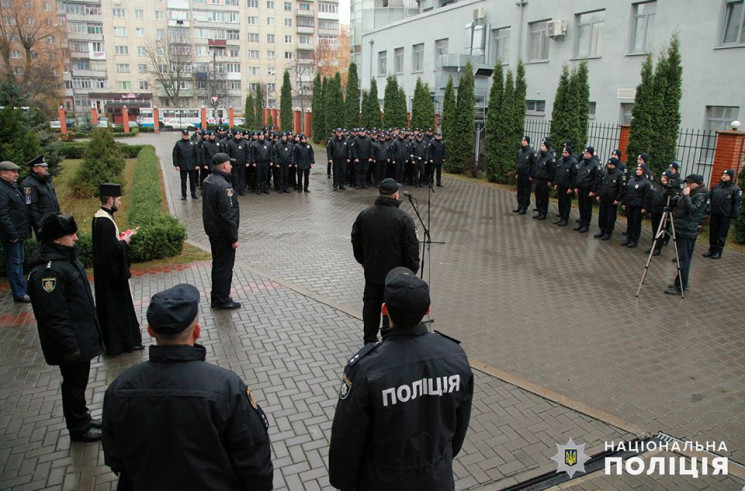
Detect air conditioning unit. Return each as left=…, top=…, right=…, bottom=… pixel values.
left=473, top=7, right=485, bottom=21
left=546, top=19, right=567, bottom=40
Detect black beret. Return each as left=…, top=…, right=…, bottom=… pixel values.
left=147, top=284, right=200, bottom=335
left=384, top=267, right=430, bottom=328
left=39, top=213, right=78, bottom=241
left=378, top=178, right=400, bottom=195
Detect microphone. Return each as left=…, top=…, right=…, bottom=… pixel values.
left=403, top=191, right=415, bottom=199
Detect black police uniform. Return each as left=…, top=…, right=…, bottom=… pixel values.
left=294, top=140, right=315, bottom=192
left=172, top=137, right=199, bottom=199
left=391, top=136, right=409, bottom=184
left=351, top=134, right=374, bottom=189
left=250, top=138, right=273, bottom=194
left=327, top=135, right=350, bottom=190
left=594, top=165, right=625, bottom=239
left=532, top=148, right=555, bottom=219
left=329, top=325, right=473, bottom=490
left=272, top=138, right=294, bottom=193
left=515, top=144, right=535, bottom=213
left=102, top=344, right=273, bottom=490
left=428, top=137, right=446, bottom=186
left=408, top=137, right=430, bottom=187
left=201, top=137, right=219, bottom=185
left=553, top=154, right=577, bottom=226
left=28, top=241, right=104, bottom=438
left=0, top=174, right=31, bottom=300
left=202, top=168, right=240, bottom=306
left=351, top=196, right=420, bottom=344
left=622, top=174, right=652, bottom=246
left=22, top=171, right=60, bottom=236
left=574, top=155, right=601, bottom=231
left=707, top=179, right=741, bottom=258
left=226, top=136, right=248, bottom=195
left=371, top=137, right=391, bottom=186
left=648, top=179, right=669, bottom=254
left=670, top=185, right=709, bottom=292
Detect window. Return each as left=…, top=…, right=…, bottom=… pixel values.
left=284, top=35, right=292, bottom=43
left=115, top=45, right=129, bottom=55
left=284, top=18, right=292, bottom=27
left=117, top=81, right=132, bottom=90
left=229, top=48, right=239, bottom=57
left=706, top=105, right=739, bottom=131
left=297, top=17, right=313, bottom=27
left=284, top=2, right=292, bottom=10
left=267, top=50, right=275, bottom=59
left=139, top=80, right=149, bottom=90
left=493, top=27, right=510, bottom=64
left=575, top=10, right=604, bottom=58
left=721, top=0, right=745, bottom=45
left=228, top=30, right=240, bottom=40
left=284, top=51, right=293, bottom=59
left=136, top=64, right=147, bottom=73
left=247, top=0, right=258, bottom=6
left=229, top=81, right=241, bottom=90
left=319, top=2, right=337, bottom=13
left=248, top=83, right=259, bottom=91
left=525, top=99, right=546, bottom=115
left=248, top=33, right=259, bottom=42
left=247, top=49, right=260, bottom=59
left=299, top=2, right=310, bottom=9
left=114, top=27, right=128, bottom=36
left=267, top=83, right=276, bottom=92
left=267, top=34, right=275, bottom=43
left=156, top=29, right=164, bottom=40
left=267, top=67, right=276, bottom=75
left=136, top=28, right=145, bottom=37
left=319, top=19, right=338, bottom=30
left=412, top=43, right=424, bottom=72
left=247, top=16, right=258, bottom=24
left=394, top=47, right=403, bottom=73
left=528, top=21, right=549, bottom=61
left=248, top=67, right=260, bottom=75
left=10, top=50, right=21, bottom=59
left=619, top=103, right=634, bottom=124
left=378, top=51, right=387, bottom=76
left=267, top=99, right=276, bottom=107
left=226, top=63, right=240, bottom=72
left=630, top=2, right=655, bottom=53
left=137, top=46, right=147, bottom=55
left=434, top=38, right=448, bottom=68
left=588, top=101, right=596, bottom=119
left=116, top=63, right=130, bottom=73
left=135, top=9, right=144, bottom=19
left=266, top=0, right=274, bottom=7
left=112, top=8, right=125, bottom=17
left=267, top=17, right=274, bottom=26
left=155, top=11, right=164, bottom=19
left=299, top=35, right=311, bottom=44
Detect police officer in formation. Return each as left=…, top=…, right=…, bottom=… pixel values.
left=251, top=132, right=273, bottom=195
left=271, top=132, right=294, bottom=193
left=327, top=128, right=350, bottom=191
left=226, top=130, right=249, bottom=195
left=593, top=157, right=625, bottom=239
left=621, top=162, right=652, bottom=248
left=429, top=131, right=447, bottom=187
left=552, top=145, right=576, bottom=226
left=329, top=267, right=473, bottom=490
left=531, top=137, right=555, bottom=220
left=294, top=134, right=315, bottom=193
left=574, top=146, right=602, bottom=232
left=0, top=160, right=31, bottom=302
left=22, top=155, right=60, bottom=237
left=350, top=129, right=373, bottom=189
left=172, top=129, right=199, bottom=200
left=705, top=168, right=741, bottom=259
left=513, top=136, right=535, bottom=214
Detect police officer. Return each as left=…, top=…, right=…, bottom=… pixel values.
left=102, top=284, right=273, bottom=489
left=272, top=132, right=294, bottom=193
left=574, top=147, right=601, bottom=233
left=0, top=160, right=31, bottom=302
left=329, top=267, right=473, bottom=490
left=428, top=131, right=446, bottom=187
left=531, top=137, right=555, bottom=220
left=327, top=128, right=350, bottom=191
left=28, top=213, right=104, bottom=443
left=250, top=132, right=273, bottom=195
left=705, top=168, right=741, bottom=259
left=202, top=153, right=241, bottom=309
left=294, top=134, right=315, bottom=193
left=621, top=163, right=652, bottom=248
left=351, top=178, right=420, bottom=345
left=351, top=129, right=374, bottom=189
left=391, top=130, right=409, bottom=184
left=226, top=130, right=248, bottom=195
left=371, top=131, right=390, bottom=186
left=172, top=130, right=199, bottom=200
left=409, top=130, right=429, bottom=188
left=553, top=145, right=576, bottom=227
left=22, top=155, right=60, bottom=238
left=647, top=170, right=673, bottom=256
left=514, top=136, right=535, bottom=214
left=593, top=157, right=625, bottom=240
left=201, top=131, right=219, bottom=187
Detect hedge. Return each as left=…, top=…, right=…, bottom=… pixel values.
left=59, top=142, right=145, bottom=159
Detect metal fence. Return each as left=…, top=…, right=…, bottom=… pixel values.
left=522, top=118, right=718, bottom=183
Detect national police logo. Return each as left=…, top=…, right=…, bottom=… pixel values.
left=24, top=187, right=31, bottom=195
left=226, top=188, right=234, bottom=198
left=551, top=438, right=590, bottom=478
left=246, top=386, right=258, bottom=409
left=42, top=277, right=56, bottom=293
left=339, top=374, right=352, bottom=400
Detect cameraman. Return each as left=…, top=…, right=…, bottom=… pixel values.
left=646, top=170, right=675, bottom=256
left=665, top=174, right=709, bottom=296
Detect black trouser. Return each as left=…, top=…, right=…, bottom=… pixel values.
left=650, top=212, right=666, bottom=251
left=59, top=360, right=93, bottom=434
left=434, top=163, right=443, bottom=186
left=272, top=164, right=281, bottom=190
left=673, top=236, right=696, bottom=291
left=297, top=168, right=310, bottom=190
left=245, top=165, right=256, bottom=192
left=256, top=161, right=270, bottom=191
left=327, top=161, right=332, bottom=177
left=275, top=164, right=289, bottom=191
left=332, top=159, right=347, bottom=188
left=199, top=166, right=211, bottom=187
left=577, top=188, right=593, bottom=228
left=362, top=280, right=389, bottom=344
left=355, top=160, right=370, bottom=188
left=424, top=162, right=434, bottom=185
left=598, top=198, right=618, bottom=236
left=626, top=205, right=643, bottom=242
left=288, top=166, right=297, bottom=189
left=516, top=175, right=531, bottom=211
left=393, top=159, right=405, bottom=183
left=374, top=160, right=387, bottom=185
left=708, top=214, right=731, bottom=254
left=180, top=169, right=198, bottom=198
left=209, top=235, right=236, bottom=304
left=557, top=186, right=573, bottom=223
left=232, top=164, right=247, bottom=195
left=534, top=179, right=549, bottom=215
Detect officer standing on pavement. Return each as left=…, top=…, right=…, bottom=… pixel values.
left=574, top=147, right=601, bottom=233
left=102, top=284, right=273, bottom=490
left=531, top=137, right=555, bottom=220
left=202, top=153, right=241, bottom=310
left=327, top=128, right=350, bottom=191
left=705, top=169, right=741, bottom=259
left=329, top=267, right=473, bottom=490
left=351, top=178, right=420, bottom=345
left=250, top=132, right=273, bottom=195
left=513, top=136, right=535, bottom=214
left=0, top=160, right=31, bottom=302
left=593, top=157, right=625, bottom=240
left=553, top=145, right=576, bottom=227
left=294, top=134, right=315, bottom=193
left=28, top=213, right=104, bottom=443
left=172, top=130, right=199, bottom=200
left=22, top=155, right=60, bottom=238
left=428, top=131, right=447, bottom=187
left=272, top=132, right=294, bottom=193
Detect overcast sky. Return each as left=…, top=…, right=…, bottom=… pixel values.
left=339, top=0, right=350, bottom=25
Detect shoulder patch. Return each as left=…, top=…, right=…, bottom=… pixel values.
left=226, top=188, right=234, bottom=197
left=24, top=187, right=32, bottom=195
left=339, top=374, right=352, bottom=400
left=347, top=342, right=379, bottom=367
left=434, top=330, right=461, bottom=344
left=42, top=277, right=56, bottom=293
left=246, top=386, right=270, bottom=430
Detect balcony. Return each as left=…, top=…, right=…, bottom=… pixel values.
left=296, top=9, right=314, bottom=17
left=296, top=43, right=315, bottom=51
left=70, top=69, right=106, bottom=79
left=297, top=25, right=315, bottom=34
left=317, top=10, right=337, bottom=20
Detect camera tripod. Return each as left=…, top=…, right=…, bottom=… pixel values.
left=636, top=196, right=684, bottom=298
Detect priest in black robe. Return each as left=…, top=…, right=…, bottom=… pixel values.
left=92, top=183, right=143, bottom=356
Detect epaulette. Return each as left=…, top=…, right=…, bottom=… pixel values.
left=347, top=342, right=380, bottom=367
left=45, top=261, right=53, bottom=270
left=434, top=330, right=461, bottom=344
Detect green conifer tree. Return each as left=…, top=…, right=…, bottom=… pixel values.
left=244, top=92, right=255, bottom=130
left=383, top=76, right=400, bottom=128
left=254, top=85, right=264, bottom=128
left=73, top=129, right=125, bottom=198
left=345, top=62, right=360, bottom=128
left=484, top=63, right=504, bottom=182
left=334, top=72, right=345, bottom=128
left=511, top=60, right=528, bottom=159
left=734, top=165, right=745, bottom=244
left=311, top=75, right=325, bottom=143
left=654, top=34, right=682, bottom=176
left=626, top=55, right=656, bottom=169
left=361, top=79, right=381, bottom=128
left=280, top=70, right=293, bottom=132
left=569, top=61, right=590, bottom=152
left=450, top=62, right=475, bottom=174
left=549, top=65, right=571, bottom=148
left=441, top=75, right=456, bottom=148
left=495, top=70, right=516, bottom=182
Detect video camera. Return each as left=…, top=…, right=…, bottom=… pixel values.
left=662, top=180, right=684, bottom=197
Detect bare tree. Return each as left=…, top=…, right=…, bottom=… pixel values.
left=0, top=0, right=66, bottom=110
left=145, top=28, right=194, bottom=108
left=194, top=60, right=228, bottom=116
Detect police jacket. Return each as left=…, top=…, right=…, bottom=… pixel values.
left=329, top=324, right=473, bottom=491
left=574, top=156, right=600, bottom=190
left=172, top=139, right=198, bottom=171
left=372, top=139, right=390, bottom=162
left=710, top=180, right=741, bottom=218
left=351, top=135, right=373, bottom=161
left=648, top=182, right=667, bottom=215
left=226, top=138, right=248, bottom=165
left=28, top=242, right=103, bottom=366
left=672, top=186, right=709, bottom=239
left=202, top=169, right=239, bottom=243
left=272, top=140, right=294, bottom=166
left=250, top=139, right=272, bottom=163
left=392, top=137, right=410, bottom=160
left=327, top=136, right=349, bottom=161
left=0, top=177, right=30, bottom=243
left=409, top=139, right=429, bottom=162
left=22, top=172, right=60, bottom=234
left=351, top=196, right=420, bottom=284
left=294, top=142, right=315, bottom=170
left=102, top=344, right=273, bottom=491
left=516, top=145, right=535, bottom=178
left=429, top=139, right=446, bottom=164
left=202, top=139, right=219, bottom=170
left=532, top=149, right=555, bottom=181
left=553, top=156, right=577, bottom=189
left=623, top=175, right=652, bottom=208
left=595, top=167, right=625, bottom=201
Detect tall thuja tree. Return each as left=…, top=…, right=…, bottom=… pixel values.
left=441, top=75, right=456, bottom=152
left=244, top=92, right=255, bottom=129
left=626, top=55, right=656, bottom=169
left=653, top=34, right=682, bottom=176
left=484, top=63, right=504, bottom=182
left=734, top=165, right=745, bottom=244
left=344, top=62, right=360, bottom=128
left=312, top=75, right=325, bottom=143
left=333, top=72, right=345, bottom=128
left=495, top=70, right=516, bottom=182
left=280, top=70, right=293, bottom=132
left=254, top=85, right=265, bottom=128
left=549, top=64, right=571, bottom=147
left=410, top=78, right=427, bottom=129
left=511, top=60, right=528, bottom=155
left=568, top=61, right=590, bottom=152
left=383, top=76, right=400, bottom=128
left=451, top=62, right=475, bottom=174
left=361, top=79, right=381, bottom=128
left=324, top=75, right=338, bottom=136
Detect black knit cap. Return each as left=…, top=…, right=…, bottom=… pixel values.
left=147, top=284, right=200, bottom=335
left=384, top=267, right=430, bottom=328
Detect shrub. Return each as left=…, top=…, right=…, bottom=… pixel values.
left=72, top=129, right=125, bottom=198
